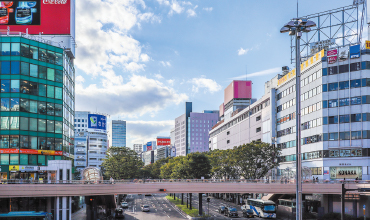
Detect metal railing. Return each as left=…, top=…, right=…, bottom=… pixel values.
left=0, top=178, right=368, bottom=185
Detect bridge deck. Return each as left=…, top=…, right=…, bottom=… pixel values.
left=0, top=182, right=364, bottom=198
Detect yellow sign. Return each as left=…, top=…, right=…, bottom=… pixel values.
left=277, top=49, right=324, bottom=87
left=366, top=40, right=370, bottom=49
left=9, top=165, right=19, bottom=172
left=38, top=150, right=54, bottom=155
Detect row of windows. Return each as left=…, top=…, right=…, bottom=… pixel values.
left=301, top=131, right=370, bottom=145
left=301, top=69, right=323, bottom=88
left=0, top=42, right=63, bottom=66
left=277, top=98, right=296, bottom=113
left=323, top=113, right=370, bottom=124
left=277, top=140, right=296, bottom=149
left=301, top=102, right=322, bottom=116
left=323, top=78, right=370, bottom=92
left=276, top=84, right=296, bottom=100
left=0, top=61, right=63, bottom=82
left=326, top=62, right=361, bottom=75
left=209, top=100, right=270, bottom=138
left=301, top=118, right=322, bottom=130
left=302, top=134, right=322, bottom=145
left=0, top=79, right=62, bottom=99
left=323, top=96, right=370, bottom=108
left=277, top=126, right=296, bottom=137
left=0, top=135, right=63, bottom=150
left=277, top=112, right=295, bottom=125
left=301, top=85, right=322, bottom=102
left=0, top=154, right=63, bottom=166
left=0, top=117, right=63, bottom=133
left=280, top=149, right=369, bottom=163
left=1, top=98, right=63, bottom=116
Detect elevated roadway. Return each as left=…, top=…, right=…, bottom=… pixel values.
left=0, top=179, right=367, bottom=198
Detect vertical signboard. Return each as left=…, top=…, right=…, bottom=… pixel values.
left=327, top=49, right=338, bottom=64
left=350, top=44, right=361, bottom=59
left=146, top=142, right=152, bottom=151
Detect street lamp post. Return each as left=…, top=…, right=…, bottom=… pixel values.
left=280, top=18, right=316, bottom=220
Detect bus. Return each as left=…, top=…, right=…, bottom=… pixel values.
left=0, top=211, right=52, bottom=219
left=245, top=199, right=276, bottom=218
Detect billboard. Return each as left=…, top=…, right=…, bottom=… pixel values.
left=147, top=142, right=152, bottom=151
left=88, top=114, right=107, bottom=133
left=0, top=0, right=71, bottom=35
left=224, top=81, right=252, bottom=105
left=350, top=44, right=360, bottom=59
left=157, top=138, right=170, bottom=146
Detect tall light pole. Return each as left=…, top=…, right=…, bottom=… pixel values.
left=280, top=18, right=316, bottom=220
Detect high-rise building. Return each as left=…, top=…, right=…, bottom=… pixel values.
left=109, top=120, right=126, bottom=147
left=73, top=111, right=108, bottom=170
left=133, top=144, right=142, bottom=154
left=174, top=102, right=219, bottom=156
left=0, top=0, right=76, bottom=217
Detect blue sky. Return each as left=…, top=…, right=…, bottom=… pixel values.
left=74, top=0, right=352, bottom=148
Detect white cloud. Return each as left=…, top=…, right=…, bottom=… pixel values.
left=76, top=74, right=188, bottom=117
left=187, top=5, right=197, bottom=17
left=203, top=7, right=213, bottom=11
left=160, top=61, right=171, bottom=67
left=76, top=0, right=160, bottom=76
left=190, top=76, right=222, bottom=94
left=75, top=75, right=85, bottom=84
left=157, top=0, right=170, bottom=6
left=167, top=79, right=175, bottom=86
left=237, top=47, right=251, bottom=56
left=127, top=120, right=174, bottom=147
left=154, top=74, right=164, bottom=79
left=231, top=67, right=281, bottom=80
left=169, top=0, right=184, bottom=15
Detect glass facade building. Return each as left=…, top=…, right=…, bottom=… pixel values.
left=0, top=36, right=75, bottom=180
left=110, top=120, right=126, bottom=147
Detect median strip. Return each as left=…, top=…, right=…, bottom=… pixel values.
left=165, top=195, right=201, bottom=218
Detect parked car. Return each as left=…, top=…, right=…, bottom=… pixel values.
left=115, top=208, right=125, bottom=219
left=141, top=204, right=150, bottom=212
left=243, top=209, right=254, bottom=218
left=218, top=206, right=226, bottom=214
left=202, top=194, right=207, bottom=197
left=121, top=202, right=128, bottom=208
left=225, top=207, right=238, bottom=218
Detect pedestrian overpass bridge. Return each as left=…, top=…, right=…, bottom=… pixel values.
left=0, top=179, right=368, bottom=198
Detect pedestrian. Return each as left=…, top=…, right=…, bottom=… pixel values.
left=312, top=176, right=315, bottom=183
left=110, top=176, right=113, bottom=184
left=316, top=177, right=318, bottom=183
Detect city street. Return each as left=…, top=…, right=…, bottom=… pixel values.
left=121, top=194, right=188, bottom=220
left=119, top=194, right=263, bottom=220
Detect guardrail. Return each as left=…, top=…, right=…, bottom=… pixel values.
left=0, top=178, right=368, bottom=184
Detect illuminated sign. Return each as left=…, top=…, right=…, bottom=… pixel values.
left=88, top=114, right=107, bottom=133
left=366, top=40, right=370, bottom=49
left=327, top=49, right=338, bottom=64
left=350, top=44, right=361, bottom=59
left=1, top=0, right=71, bottom=35
left=147, top=142, right=152, bottom=151
left=157, top=138, right=171, bottom=146
left=277, top=50, right=324, bottom=87
left=9, top=165, right=19, bottom=172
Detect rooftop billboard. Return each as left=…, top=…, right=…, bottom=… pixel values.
left=157, top=137, right=170, bottom=146
left=88, top=114, right=107, bottom=133
left=0, top=0, right=71, bottom=35
left=224, top=81, right=252, bottom=105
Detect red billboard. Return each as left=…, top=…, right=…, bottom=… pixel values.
left=157, top=138, right=171, bottom=146
left=0, top=0, right=70, bottom=35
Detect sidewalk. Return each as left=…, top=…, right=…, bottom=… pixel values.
left=72, top=204, right=86, bottom=220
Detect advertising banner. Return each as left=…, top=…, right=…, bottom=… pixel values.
left=350, top=44, right=361, bottom=59
left=88, top=114, right=107, bottom=133
left=330, top=166, right=362, bottom=179
left=157, top=138, right=171, bottom=146
left=339, top=46, right=349, bottom=61
left=0, top=0, right=71, bottom=35
left=0, top=148, right=19, bottom=154
left=9, top=165, right=19, bottom=172
left=147, top=142, right=152, bottom=151
left=19, top=166, right=37, bottom=171
left=327, top=49, right=338, bottom=64
left=366, top=40, right=370, bottom=49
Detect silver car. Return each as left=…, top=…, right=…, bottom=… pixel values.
left=141, top=204, right=150, bottom=212
left=121, top=202, right=128, bottom=208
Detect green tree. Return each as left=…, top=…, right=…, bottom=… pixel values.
left=234, top=141, right=280, bottom=179
left=160, top=156, right=182, bottom=178
left=167, top=153, right=212, bottom=179
left=207, top=149, right=239, bottom=179
left=100, top=147, right=144, bottom=180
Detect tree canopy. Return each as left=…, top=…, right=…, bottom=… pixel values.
left=100, top=147, right=144, bottom=180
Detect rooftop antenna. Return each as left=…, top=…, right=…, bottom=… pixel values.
left=297, top=0, right=298, bottom=17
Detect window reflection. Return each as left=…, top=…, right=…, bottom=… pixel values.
left=1, top=98, right=9, bottom=111
left=10, top=98, right=19, bottom=111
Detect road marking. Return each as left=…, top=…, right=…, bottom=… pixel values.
left=167, top=215, right=170, bottom=218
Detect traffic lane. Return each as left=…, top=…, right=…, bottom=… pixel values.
left=122, top=194, right=187, bottom=220
left=190, top=194, right=261, bottom=220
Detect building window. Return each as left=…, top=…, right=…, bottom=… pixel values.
left=227, top=131, right=230, bottom=135
left=227, top=140, right=230, bottom=144
left=256, top=116, right=261, bottom=121
left=256, top=127, right=261, bottom=132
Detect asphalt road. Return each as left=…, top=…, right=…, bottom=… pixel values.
left=119, top=194, right=188, bottom=220
left=117, top=194, right=264, bottom=220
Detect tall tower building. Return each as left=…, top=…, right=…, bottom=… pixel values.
left=109, top=120, right=126, bottom=147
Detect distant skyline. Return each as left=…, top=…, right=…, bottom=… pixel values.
left=74, top=0, right=357, bottom=148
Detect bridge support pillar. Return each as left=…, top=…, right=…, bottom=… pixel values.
left=174, top=193, right=176, bottom=200
left=189, top=193, right=192, bottom=210
left=199, top=193, right=202, bottom=216
left=341, top=183, right=345, bottom=220
left=181, top=193, right=184, bottom=205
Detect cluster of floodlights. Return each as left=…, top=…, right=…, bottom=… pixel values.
left=280, top=18, right=316, bottom=36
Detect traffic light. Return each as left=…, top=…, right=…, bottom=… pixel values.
left=207, top=198, right=210, bottom=202
left=159, top=189, right=167, bottom=192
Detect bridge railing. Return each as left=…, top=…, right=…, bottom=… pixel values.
left=0, top=178, right=368, bottom=185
